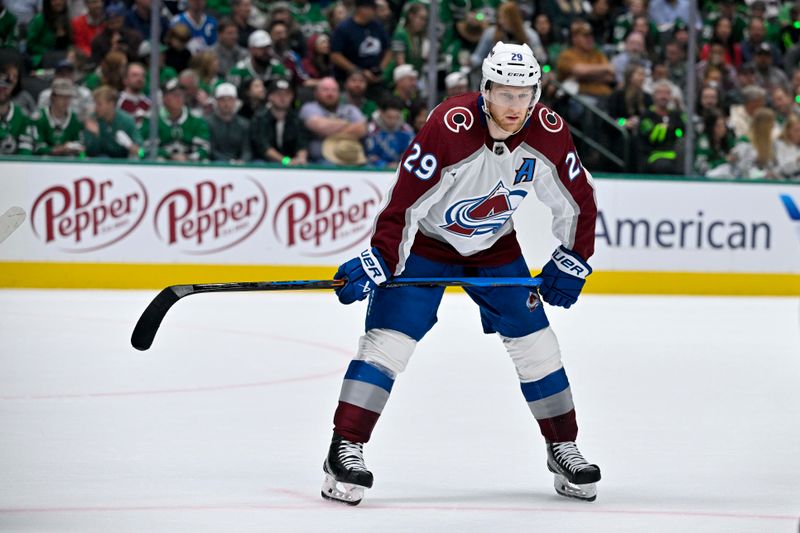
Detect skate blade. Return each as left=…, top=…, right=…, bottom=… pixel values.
left=321, top=473, right=365, bottom=506
left=553, top=474, right=597, bottom=502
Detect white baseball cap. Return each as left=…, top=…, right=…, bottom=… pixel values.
left=215, top=82, right=238, bottom=99
left=393, top=64, right=418, bottom=82
left=248, top=30, right=272, bottom=48
left=445, top=71, right=467, bottom=89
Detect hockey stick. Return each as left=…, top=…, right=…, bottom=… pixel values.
left=0, top=206, right=26, bottom=244
left=131, top=277, right=542, bottom=351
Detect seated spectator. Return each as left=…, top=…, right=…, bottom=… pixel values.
left=214, top=18, right=247, bottom=76
left=727, top=107, right=780, bottom=179
left=0, top=2, right=19, bottom=48
left=267, top=2, right=308, bottom=57
left=0, top=72, right=34, bottom=155
left=82, top=85, right=141, bottom=158
left=178, top=66, right=209, bottom=115
left=250, top=77, right=308, bottom=165
left=445, top=71, right=469, bottom=97
left=124, top=0, right=169, bottom=42
left=608, top=63, right=651, bottom=132
left=299, top=76, right=367, bottom=163
left=663, top=40, right=686, bottom=89
left=696, top=83, right=723, bottom=121
left=289, top=0, right=327, bottom=41
left=699, top=16, right=742, bottom=68
left=33, top=78, right=84, bottom=156
left=695, top=109, right=734, bottom=175
left=556, top=20, right=615, bottom=101
left=237, top=77, right=266, bottom=119
left=365, top=95, right=413, bottom=169
left=71, top=0, right=104, bottom=58
left=3, top=62, right=36, bottom=116
left=330, top=0, right=390, bottom=97
left=751, top=43, right=790, bottom=94
left=140, top=77, right=210, bottom=161
left=321, top=136, right=367, bottom=166
left=741, top=16, right=781, bottom=66
left=408, top=101, right=428, bottom=133
left=388, top=2, right=427, bottom=80
left=587, top=0, right=613, bottom=46
left=702, top=0, right=746, bottom=44
left=228, top=30, right=288, bottom=89
left=269, top=19, right=306, bottom=85
left=91, top=2, right=142, bottom=63
left=84, top=50, right=128, bottom=91
left=470, top=2, right=547, bottom=69
left=170, top=0, right=217, bottom=54
left=730, top=85, right=769, bottom=139
left=136, top=40, right=178, bottom=93
left=230, top=0, right=254, bottom=49
left=26, top=0, right=72, bottom=68
left=532, top=13, right=563, bottom=66
left=164, top=23, right=193, bottom=74
left=302, top=33, right=334, bottom=87
left=639, top=80, right=686, bottom=174
left=342, top=69, right=378, bottom=118
left=771, top=86, right=800, bottom=127
left=611, top=32, right=650, bottom=87
left=611, top=0, right=653, bottom=44
left=38, top=60, right=94, bottom=121
left=326, top=2, right=349, bottom=34
left=776, top=114, right=800, bottom=180
left=695, top=40, right=739, bottom=97
left=392, top=64, right=421, bottom=120
left=208, top=82, right=251, bottom=162
left=189, top=50, right=222, bottom=96
left=779, top=3, right=800, bottom=54
left=117, top=62, right=150, bottom=126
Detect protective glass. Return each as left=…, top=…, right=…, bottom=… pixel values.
left=485, top=86, right=536, bottom=108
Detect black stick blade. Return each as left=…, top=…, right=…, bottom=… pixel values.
left=131, top=286, right=185, bottom=351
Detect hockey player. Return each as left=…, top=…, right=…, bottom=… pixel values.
left=322, top=42, right=601, bottom=505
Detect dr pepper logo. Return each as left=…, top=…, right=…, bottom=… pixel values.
left=31, top=174, right=148, bottom=252
left=154, top=178, right=268, bottom=254
left=273, top=181, right=382, bottom=256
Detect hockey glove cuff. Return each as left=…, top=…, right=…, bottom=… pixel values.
left=538, top=246, right=592, bottom=309
left=334, top=247, right=390, bottom=305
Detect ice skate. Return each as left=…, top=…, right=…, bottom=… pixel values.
left=321, top=433, right=373, bottom=505
left=546, top=441, right=601, bottom=502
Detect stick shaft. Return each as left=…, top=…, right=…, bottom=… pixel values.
left=131, top=277, right=541, bottom=351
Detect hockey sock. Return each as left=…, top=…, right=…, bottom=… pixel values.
left=520, top=367, right=579, bottom=442
left=333, top=360, right=395, bottom=443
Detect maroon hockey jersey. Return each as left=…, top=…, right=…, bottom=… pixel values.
left=371, top=92, right=598, bottom=275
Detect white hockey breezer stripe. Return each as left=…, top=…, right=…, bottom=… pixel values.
left=358, top=249, right=387, bottom=285
left=0, top=206, right=26, bottom=244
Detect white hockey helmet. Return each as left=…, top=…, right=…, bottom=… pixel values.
left=480, top=41, right=542, bottom=105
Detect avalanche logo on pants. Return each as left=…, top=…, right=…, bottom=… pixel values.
left=441, top=182, right=527, bottom=237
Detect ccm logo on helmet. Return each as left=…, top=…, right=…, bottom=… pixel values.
left=444, top=106, right=474, bottom=133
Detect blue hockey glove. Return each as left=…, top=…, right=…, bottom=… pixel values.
left=334, top=247, right=390, bottom=305
left=538, top=246, right=592, bottom=309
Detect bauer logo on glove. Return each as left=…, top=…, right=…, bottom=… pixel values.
left=334, top=247, right=390, bottom=305
left=538, top=246, right=592, bottom=309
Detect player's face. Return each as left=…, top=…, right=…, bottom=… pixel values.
left=486, top=84, right=535, bottom=132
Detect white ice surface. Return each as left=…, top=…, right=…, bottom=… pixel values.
left=1, top=290, right=799, bottom=533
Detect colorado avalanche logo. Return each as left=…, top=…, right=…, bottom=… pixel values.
left=538, top=108, right=564, bottom=133
left=441, top=182, right=527, bottom=237
left=444, top=106, right=474, bottom=133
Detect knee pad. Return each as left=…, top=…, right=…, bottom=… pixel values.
left=500, top=327, right=563, bottom=382
left=355, top=328, right=417, bottom=377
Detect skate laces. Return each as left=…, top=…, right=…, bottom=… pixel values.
left=552, top=442, right=591, bottom=473
left=338, top=440, right=368, bottom=472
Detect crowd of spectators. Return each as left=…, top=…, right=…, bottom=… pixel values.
left=0, top=0, right=798, bottom=180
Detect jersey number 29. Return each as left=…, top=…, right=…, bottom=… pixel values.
left=403, top=143, right=439, bottom=180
